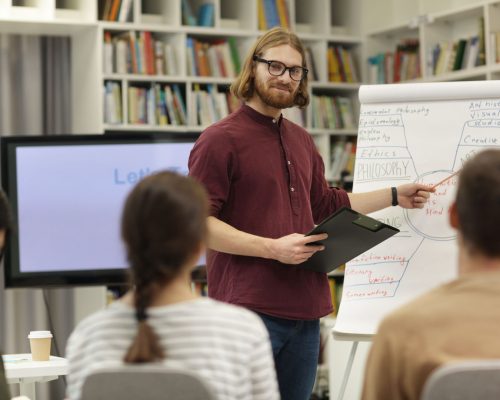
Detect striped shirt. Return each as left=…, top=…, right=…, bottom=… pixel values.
left=66, top=297, right=279, bottom=400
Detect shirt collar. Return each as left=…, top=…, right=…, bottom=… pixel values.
left=241, top=104, right=283, bottom=127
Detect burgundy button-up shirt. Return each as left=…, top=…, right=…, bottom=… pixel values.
left=189, top=105, right=350, bottom=319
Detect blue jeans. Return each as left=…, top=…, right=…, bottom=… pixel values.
left=257, top=313, right=320, bottom=400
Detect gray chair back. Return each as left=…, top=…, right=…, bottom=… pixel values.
left=420, top=360, right=500, bottom=400
left=80, top=365, right=217, bottom=400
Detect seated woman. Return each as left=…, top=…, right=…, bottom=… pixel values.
left=66, top=171, right=279, bottom=400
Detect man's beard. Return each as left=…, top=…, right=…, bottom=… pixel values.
left=255, top=77, right=297, bottom=109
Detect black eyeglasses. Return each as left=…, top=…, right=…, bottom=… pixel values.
left=253, top=56, right=308, bottom=81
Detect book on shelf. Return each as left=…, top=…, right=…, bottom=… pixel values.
left=263, top=0, right=280, bottom=29
left=186, top=37, right=197, bottom=76
left=310, top=95, right=355, bottom=130
left=154, top=41, right=165, bottom=75
left=100, top=0, right=132, bottom=23
left=327, top=45, right=358, bottom=83
left=330, top=140, right=355, bottom=182
left=193, top=84, right=233, bottom=126
left=452, top=39, right=467, bottom=71
left=478, top=16, right=486, bottom=67
left=328, top=275, right=344, bottom=317
left=105, top=30, right=180, bottom=76
left=198, top=3, right=214, bottom=27
left=305, top=47, right=318, bottom=81
left=172, top=84, right=188, bottom=125
left=103, top=81, right=122, bottom=124
left=103, top=31, right=113, bottom=74
left=227, top=37, right=241, bottom=75
left=275, top=0, right=290, bottom=28
left=186, top=37, right=240, bottom=78
left=164, top=85, right=178, bottom=126
left=124, top=83, right=188, bottom=126
left=117, top=0, right=132, bottom=22
left=100, top=0, right=112, bottom=20
left=107, top=0, right=121, bottom=21
left=258, top=0, right=290, bottom=30
left=490, top=31, right=500, bottom=64
left=257, top=0, right=267, bottom=30
left=181, top=0, right=197, bottom=26
left=367, top=39, right=420, bottom=83
left=431, top=36, right=481, bottom=76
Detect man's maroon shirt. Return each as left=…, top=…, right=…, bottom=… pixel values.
left=189, top=105, right=350, bottom=319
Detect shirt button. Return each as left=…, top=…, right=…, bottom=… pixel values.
left=287, top=160, right=291, bottom=165
left=290, top=187, right=295, bottom=192
left=272, top=119, right=277, bottom=123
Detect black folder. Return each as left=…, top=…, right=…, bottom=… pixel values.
left=300, top=207, right=399, bottom=273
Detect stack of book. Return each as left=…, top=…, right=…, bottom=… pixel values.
left=327, top=45, right=359, bottom=83
left=191, top=84, right=240, bottom=126
left=367, top=39, right=420, bottom=84
left=429, top=34, right=484, bottom=76
left=103, top=31, right=178, bottom=76
left=186, top=37, right=241, bottom=77
left=310, top=95, right=356, bottom=130
left=127, top=83, right=187, bottom=126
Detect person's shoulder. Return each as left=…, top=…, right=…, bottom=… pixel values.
left=199, top=107, right=246, bottom=139
left=194, top=298, right=268, bottom=334
left=379, top=283, right=450, bottom=333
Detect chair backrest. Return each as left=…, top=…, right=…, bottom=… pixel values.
left=80, top=365, right=217, bottom=400
left=420, top=360, right=500, bottom=400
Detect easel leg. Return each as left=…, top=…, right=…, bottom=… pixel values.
left=337, top=341, right=358, bottom=400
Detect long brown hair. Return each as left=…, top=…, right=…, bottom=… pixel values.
left=455, top=149, right=500, bottom=257
left=230, top=27, right=310, bottom=108
left=121, top=171, right=208, bottom=363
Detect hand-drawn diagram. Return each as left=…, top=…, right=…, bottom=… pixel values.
left=340, top=100, right=500, bottom=305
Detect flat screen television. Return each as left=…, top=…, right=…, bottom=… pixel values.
left=1, top=133, right=202, bottom=288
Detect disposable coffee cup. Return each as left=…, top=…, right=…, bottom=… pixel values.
left=28, top=331, right=52, bottom=361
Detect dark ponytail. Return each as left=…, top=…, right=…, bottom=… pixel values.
left=123, top=282, right=165, bottom=363
left=121, top=171, right=208, bottom=363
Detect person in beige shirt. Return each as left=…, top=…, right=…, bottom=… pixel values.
left=362, top=148, right=500, bottom=400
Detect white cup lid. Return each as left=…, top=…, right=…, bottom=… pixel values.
left=28, top=330, right=52, bottom=339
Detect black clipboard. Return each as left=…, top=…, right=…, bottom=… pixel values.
left=300, top=207, right=399, bottom=273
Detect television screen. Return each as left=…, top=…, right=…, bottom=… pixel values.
left=1, top=133, right=202, bottom=288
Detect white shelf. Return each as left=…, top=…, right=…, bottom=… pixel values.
left=97, top=0, right=363, bottom=183
left=0, top=0, right=362, bottom=185
left=364, top=0, right=500, bottom=84
left=425, top=64, right=490, bottom=82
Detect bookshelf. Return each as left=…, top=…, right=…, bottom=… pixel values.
left=0, top=0, right=362, bottom=184
left=97, top=0, right=363, bottom=183
left=363, top=0, right=500, bottom=85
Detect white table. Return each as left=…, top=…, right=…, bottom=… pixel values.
left=3, top=354, right=68, bottom=400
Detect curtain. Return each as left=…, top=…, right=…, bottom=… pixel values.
left=0, top=34, right=73, bottom=400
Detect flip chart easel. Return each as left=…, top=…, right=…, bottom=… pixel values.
left=332, top=331, right=372, bottom=400
left=333, top=80, right=500, bottom=398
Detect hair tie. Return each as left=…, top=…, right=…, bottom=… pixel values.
left=135, top=308, right=148, bottom=322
